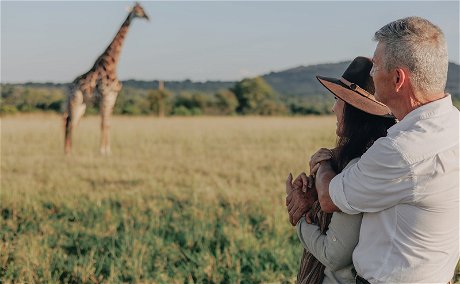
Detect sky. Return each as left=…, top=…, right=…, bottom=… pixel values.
left=1, top=1, right=459, bottom=83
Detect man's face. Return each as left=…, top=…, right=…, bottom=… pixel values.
left=371, top=43, right=393, bottom=105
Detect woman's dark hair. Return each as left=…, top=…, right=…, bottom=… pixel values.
left=333, top=102, right=397, bottom=172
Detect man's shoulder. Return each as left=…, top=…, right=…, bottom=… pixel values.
left=361, top=137, right=409, bottom=167
left=388, top=110, right=459, bottom=164
left=365, top=136, right=403, bottom=157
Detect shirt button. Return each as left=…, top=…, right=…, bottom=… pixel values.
left=332, top=236, right=337, bottom=242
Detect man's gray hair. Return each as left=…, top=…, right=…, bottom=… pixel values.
left=374, top=16, right=448, bottom=95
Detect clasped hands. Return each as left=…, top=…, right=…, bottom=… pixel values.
left=285, top=148, right=334, bottom=226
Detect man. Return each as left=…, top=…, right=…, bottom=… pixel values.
left=289, top=17, right=459, bottom=283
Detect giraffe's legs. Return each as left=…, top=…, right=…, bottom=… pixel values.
left=99, top=92, right=118, bottom=155
left=64, top=90, right=86, bottom=154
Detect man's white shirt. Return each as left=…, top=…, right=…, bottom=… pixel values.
left=330, top=95, right=459, bottom=283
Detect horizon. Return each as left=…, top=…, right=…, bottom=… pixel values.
left=2, top=1, right=459, bottom=84
left=5, top=59, right=460, bottom=85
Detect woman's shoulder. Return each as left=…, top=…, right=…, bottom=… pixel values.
left=332, top=211, right=363, bottom=221
left=330, top=202, right=363, bottom=230
left=328, top=211, right=363, bottom=239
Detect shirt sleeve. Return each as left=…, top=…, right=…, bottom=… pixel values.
left=329, top=137, right=415, bottom=214
left=296, top=212, right=363, bottom=271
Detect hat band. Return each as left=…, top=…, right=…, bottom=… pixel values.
left=339, top=77, right=387, bottom=107
left=339, top=77, right=374, bottom=98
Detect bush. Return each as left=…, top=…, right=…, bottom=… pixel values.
left=0, top=105, right=18, bottom=115
left=172, top=106, right=192, bottom=116
left=122, top=104, right=142, bottom=115
left=172, top=106, right=202, bottom=116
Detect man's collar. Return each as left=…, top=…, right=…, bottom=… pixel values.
left=387, top=94, right=453, bottom=135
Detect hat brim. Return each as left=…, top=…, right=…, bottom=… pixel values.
left=316, top=76, right=392, bottom=117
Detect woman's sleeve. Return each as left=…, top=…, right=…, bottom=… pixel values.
left=296, top=212, right=362, bottom=271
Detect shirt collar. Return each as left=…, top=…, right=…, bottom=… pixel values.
left=387, top=94, right=453, bottom=135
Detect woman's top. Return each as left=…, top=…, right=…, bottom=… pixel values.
left=296, top=158, right=362, bottom=284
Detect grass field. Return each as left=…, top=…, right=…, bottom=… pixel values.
left=1, top=114, right=458, bottom=283
left=1, top=114, right=338, bottom=283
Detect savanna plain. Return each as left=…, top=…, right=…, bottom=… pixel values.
left=1, top=115, right=459, bottom=283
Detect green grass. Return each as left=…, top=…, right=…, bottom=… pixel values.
left=1, top=114, right=336, bottom=283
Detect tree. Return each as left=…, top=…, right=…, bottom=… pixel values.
left=172, top=91, right=214, bottom=116
left=258, top=100, right=288, bottom=115
left=191, top=92, right=211, bottom=111
left=231, top=77, right=278, bottom=115
left=147, top=89, right=173, bottom=117
left=215, top=90, right=238, bottom=115
left=1, top=85, right=66, bottom=113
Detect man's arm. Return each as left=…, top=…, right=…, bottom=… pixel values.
left=323, top=138, right=414, bottom=214
left=315, top=160, right=340, bottom=213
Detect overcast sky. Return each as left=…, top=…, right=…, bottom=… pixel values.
left=1, top=1, right=459, bottom=83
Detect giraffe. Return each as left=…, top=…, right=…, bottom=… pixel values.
left=64, top=2, right=149, bottom=155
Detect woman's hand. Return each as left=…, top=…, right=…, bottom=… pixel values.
left=309, top=148, right=334, bottom=176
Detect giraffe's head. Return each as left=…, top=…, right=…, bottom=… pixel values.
left=131, top=2, right=149, bottom=21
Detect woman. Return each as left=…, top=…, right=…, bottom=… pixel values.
left=285, top=56, right=397, bottom=284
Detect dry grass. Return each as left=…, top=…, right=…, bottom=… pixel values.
left=1, top=114, right=337, bottom=282
left=1, top=114, right=336, bottom=205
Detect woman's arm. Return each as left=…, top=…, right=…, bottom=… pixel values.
left=296, top=212, right=362, bottom=271
left=296, top=158, right=362, bottom=271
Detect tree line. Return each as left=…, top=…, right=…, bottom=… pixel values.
left=0, top=77, right=337, bottom=116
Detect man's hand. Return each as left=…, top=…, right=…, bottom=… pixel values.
left=309, top=148, right=334, bottom=176
left=285, top=173, right=317, bottom=226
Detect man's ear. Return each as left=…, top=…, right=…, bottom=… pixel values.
left=394, top=68, right=407, bottom=93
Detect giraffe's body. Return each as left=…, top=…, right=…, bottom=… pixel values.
left=64, top=3, right=149, bottom=155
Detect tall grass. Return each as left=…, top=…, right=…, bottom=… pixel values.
left=1, top=114, right=336, bottom=283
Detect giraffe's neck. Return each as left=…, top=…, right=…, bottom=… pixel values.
left=105, top=14, right=133, bottom=65
left=73, top=12, right=135, bottom=93
left=95, top=13, right=134, bottom=75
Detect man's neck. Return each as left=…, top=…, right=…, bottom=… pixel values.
left=393, top=91, right=446, bottom=121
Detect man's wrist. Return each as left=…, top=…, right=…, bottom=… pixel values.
left=316, top=161, right=339, bottom=213
left=319, top=160, right=333, bottom=171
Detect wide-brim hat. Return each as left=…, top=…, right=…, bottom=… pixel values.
left=316, top=56, right=392, bottom=117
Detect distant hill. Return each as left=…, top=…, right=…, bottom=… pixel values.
left=8, top=61, right=460, bottom=98
left=262, top=61, right=351, bottom=98
left=122, top=61, right=459, bottom=99
left=264, top=61, right=460, bottom=99
left=446, top=62, right=460, bottom=97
